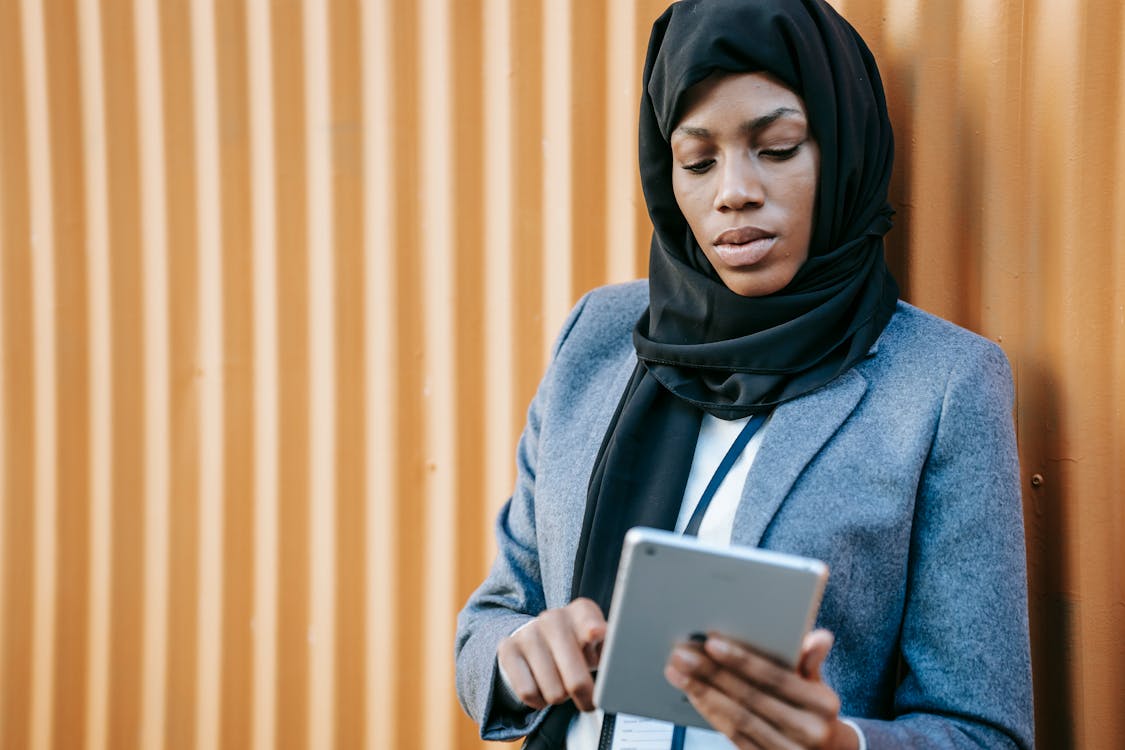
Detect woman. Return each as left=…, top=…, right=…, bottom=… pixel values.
left=456, top=1, right=1034, bottom=748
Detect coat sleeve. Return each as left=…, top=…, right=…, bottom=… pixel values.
left=853, top=342, right=1035, bottom=749
left=453, top=294, right=592, bottom=741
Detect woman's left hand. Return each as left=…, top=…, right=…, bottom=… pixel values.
left=664, top=629, right=858, bottom=750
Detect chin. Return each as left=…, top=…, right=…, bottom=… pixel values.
left=720, top=270, right=795, bottom=298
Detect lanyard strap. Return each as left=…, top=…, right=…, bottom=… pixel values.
left=672, top=412, right=767, bottom=749
left=682, top=412, right=767, bottom=538
left=603, top=412, right=769, bottom=750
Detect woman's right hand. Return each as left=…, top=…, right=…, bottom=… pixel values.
left=496, top=597, right=607, bottom=711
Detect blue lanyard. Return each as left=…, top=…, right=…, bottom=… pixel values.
left=682, top=412, right=768, bottom=538
left=601, top=412, right=769, bottom=750
left=670, top=411, right=766, bottom=750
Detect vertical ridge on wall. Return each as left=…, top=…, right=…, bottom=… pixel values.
left=247, top=1, right=279, bottom=747
left=21, top=0, right=58, bottom=746
left=569, top=0, right=607, bottom=300
left=161, top=0, right=202, bottom=745
left=304, top=0, right=337, bottom=744
left=451, top=4, right=488, bottom=746
left=0, top=5, right=35, bottom=742
left=363, top=2, right=395, bottom=749
left=216, top=0, right=257, bottom=742
left=134, top=0, right=172, bottom=744
left=43, top=1, right=91, bottom=745
left=605, top=1, right=640, bottom=285
left=907, top=0, right=968, bottom=322
left=387, top=0, right=423, bottom=746
left=1115, top=9, right=1125, bottom=649
left=272, top=0, right=311, bottom=743
left=0, top=6, right=36, bottom=745
left=419, top=0, right=458, bottom=746
left=1025, top=3, right=1082, bottom=745
left=509, top=0, right=545, bottom=433
left=103, top=0, right=146, bottom=740
left=634, top=2, right=669, bottom=276
left=101, top=1, right=152, bottom=742
left=482, top=0, right=517, bottom=553
left=330, top=0, right=367, bottom=743
left=190, top=0, right=224, bottom=744
left=1071, top=1, right=1125, bottom=739
left=875, top=0, right=918, bottom=292
left=965, top=0, right=1024, bottom=342
left=541, top=0, right=574, bottom=361
left=76, top=0, right=111, bottom=746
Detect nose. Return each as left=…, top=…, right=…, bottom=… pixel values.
left=714, top=156, right=764, bottom=212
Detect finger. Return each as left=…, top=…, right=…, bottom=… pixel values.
left=539, top=611, right=598, bottom=711
left=497, top=638, right=546, bottom=709
left=704, top=637, right=840, bottom=718
left=687, top=655, right=814, bottom=744
left=669, top=647, right=835, bottom=748
left=565, top=598, right=607, bottom=647
left=667, top=643, right=716, bottom=680
left=582, top=639, right=603, bottom=671
left=798, top=629, right=834, bottom=682
left=513, top=625, right=570, bottom=706
left=665, top=661, right=800, bottom=750
left=565, top=598, right=606, bottom=670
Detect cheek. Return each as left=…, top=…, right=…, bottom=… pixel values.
left=797, top=184, right=817, bottom=232
left=784, top=170, right=818, bottom=240
left=672, top=176, right=711, bottom=235
left=799, top=155, right=820, bottom=232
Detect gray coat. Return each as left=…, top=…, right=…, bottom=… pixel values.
left=456, top=280, right=1034, bottom=749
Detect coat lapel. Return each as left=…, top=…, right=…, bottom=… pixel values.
left=731, top=368, right=868, bottom=547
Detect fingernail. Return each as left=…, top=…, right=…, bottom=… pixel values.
left=665, top=665, right=689, bottom=688
left=707, top=638, right=731, bottom=657
left=673, top=647, right=700, bottom=668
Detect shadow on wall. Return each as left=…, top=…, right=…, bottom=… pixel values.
left=879, top=51, right=1075, bottom=750
left=1020, top=357, right=1074, bottom=750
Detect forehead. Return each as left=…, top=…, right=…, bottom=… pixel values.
left=674, top=71, right=807, bottom=132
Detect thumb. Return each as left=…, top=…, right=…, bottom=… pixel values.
left=798, top=629, right=834, bottom=681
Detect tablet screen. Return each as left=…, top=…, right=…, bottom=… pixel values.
left=593, top=527, right=828, bottom=729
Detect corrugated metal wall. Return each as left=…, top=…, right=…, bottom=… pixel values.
left=0, top=0, right=1121, bottom=748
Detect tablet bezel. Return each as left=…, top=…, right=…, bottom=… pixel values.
left=592, top=527, right=828, bottom=729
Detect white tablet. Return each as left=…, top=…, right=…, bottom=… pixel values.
left=592, top=527, right=828, bottom=729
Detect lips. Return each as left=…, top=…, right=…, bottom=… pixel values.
left=712, top=226, right=777, bottom=267
left=714, top=226, right=773, bottom=245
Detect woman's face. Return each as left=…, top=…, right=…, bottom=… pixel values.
left=670, top=72, right=819, bottom=297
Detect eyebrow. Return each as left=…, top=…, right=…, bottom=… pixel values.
left=674, top=106, right=806, bottom=139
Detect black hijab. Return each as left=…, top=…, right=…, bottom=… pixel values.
left=636, top=0, right=900, bottom=417
left=528, top=1, right=898, bottom=743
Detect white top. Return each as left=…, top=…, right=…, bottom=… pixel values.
left=499, top=413, right=865, bottom=749
left=568, top=413, right=766, bottom=749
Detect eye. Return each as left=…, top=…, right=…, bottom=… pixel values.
left=761, top=144, right=800, bottom=161
left=681, top=159, right=715, bottom=174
